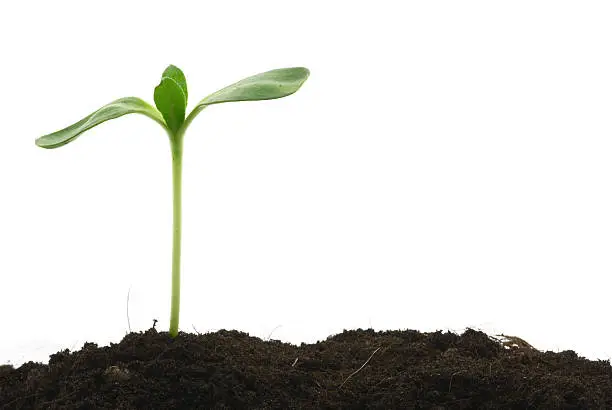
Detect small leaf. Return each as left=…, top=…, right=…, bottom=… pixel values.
left=182, top=67, right=310, bottom=130
left=162, top=65, right=188, bottom=105
left=154, top=65, right=188, bottom=135
left=35, top=97, right=166, bottom=149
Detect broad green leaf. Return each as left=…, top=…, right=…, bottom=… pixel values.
left=182, top=67, right=310, bottom=131
left=198, top=67, right=309, bottom=107
left=154, top=65, right=188, bottom=135
left=35, top=97, right=166, bottom=149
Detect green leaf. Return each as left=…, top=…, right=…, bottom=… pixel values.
left=199, top=67, right=309, bottom=107
left=162, top=65, right=188, bottom=105
left=181, top=67, right=310, bottom=132
left=154, top=65, right=188, bottom=135
left=35, top=97, right=166, bottom=149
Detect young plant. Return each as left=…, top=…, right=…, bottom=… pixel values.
left=36, top=65, right=310, bottom=337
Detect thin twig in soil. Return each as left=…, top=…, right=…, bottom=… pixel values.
left=265, top=324, right=283, bottom=341
left=449, top=370, right=467, bottom=393
left=339, top=346, right=381, bottom=389
left=126, top=286, right=131, bottom=334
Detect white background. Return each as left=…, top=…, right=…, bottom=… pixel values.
left=1, top=1, right=612, bottom=367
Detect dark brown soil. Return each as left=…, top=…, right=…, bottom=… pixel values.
left=1, top=327, right=611, bottom=409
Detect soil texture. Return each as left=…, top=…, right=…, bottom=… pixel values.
left=1, top=327, right=611, bottom=409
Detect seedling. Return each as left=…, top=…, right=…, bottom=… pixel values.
left=36, top=65, right=310, bottom=337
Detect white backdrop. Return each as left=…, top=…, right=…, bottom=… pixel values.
left=2, top=1, right=612, bottom=367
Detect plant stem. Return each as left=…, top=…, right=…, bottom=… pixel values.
left=169, top=134, right=184, bottom=337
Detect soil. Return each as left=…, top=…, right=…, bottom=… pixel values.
left=1, top=327, right=611, bottom=409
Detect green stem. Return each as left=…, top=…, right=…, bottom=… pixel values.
left=169, top=133, right=184, bottom=337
